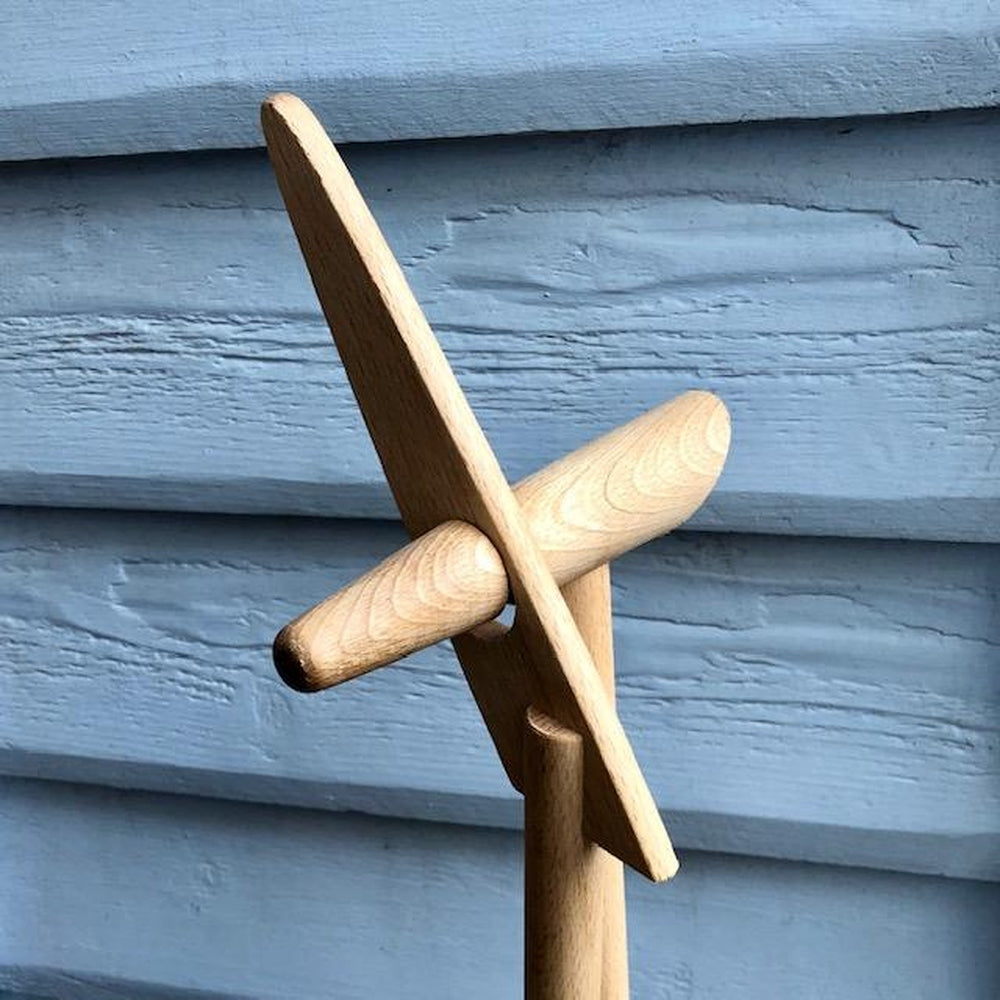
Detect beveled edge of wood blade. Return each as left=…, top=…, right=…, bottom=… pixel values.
left=260, top=92, right=676, bottom=881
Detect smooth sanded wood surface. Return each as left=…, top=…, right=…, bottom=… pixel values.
left=1, top=111, right=996, bottom=541
left=2, top=777, right=998, bottom=1000
left=261, top=93, right=674, bottom=879
left=276, top=391, right=728, bottom=692
left=2, top=2, right=998, bottom=162
left=563, top=567, right=628, bottom=1000
left=2, top=506, right=996, bottom=881
left=523, top=709, right=602, bottom=1000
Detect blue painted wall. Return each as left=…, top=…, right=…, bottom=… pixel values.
left=1, top=5, right=998, bottom=997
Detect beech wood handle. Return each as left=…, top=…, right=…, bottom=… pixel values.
left=274, top=390, right=730, bottom=692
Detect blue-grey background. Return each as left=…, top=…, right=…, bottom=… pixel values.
left=1, top=3, right=998, bottom=997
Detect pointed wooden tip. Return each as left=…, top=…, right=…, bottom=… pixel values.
left=645, top=836, right=681, bottom=883
left=261, top=92, right=308, bottom=127
left=260, top=93, right=338, bottom=172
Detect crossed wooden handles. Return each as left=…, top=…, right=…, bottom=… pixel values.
left=263, top=91, right=730, bottom=906
left=275, top=389, right=729, bottom=694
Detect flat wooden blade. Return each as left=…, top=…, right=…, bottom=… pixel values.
left=261, top=93, right=676, bottom=880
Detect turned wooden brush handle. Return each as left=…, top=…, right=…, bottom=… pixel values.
left=274, top=389, right=729, bottom=692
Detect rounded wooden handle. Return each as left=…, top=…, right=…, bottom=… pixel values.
left=273, top=390, right=730, bottom=691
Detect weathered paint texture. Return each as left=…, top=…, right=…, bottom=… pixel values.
left=2, top=778, right=999, bottom=1000
left=1, top=2, right=998, bottom=160
left=1, top=111, right=997, bottom=539
left=1, top=11, right=998, bottom=997
left=2, top=507, right=998, bottom=881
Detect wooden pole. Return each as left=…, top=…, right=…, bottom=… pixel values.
left=524, top=706, right=602, bottom=1000
left=563, top=566, right=628, bottom=999
left=524, top=566, right=628, bottom=1000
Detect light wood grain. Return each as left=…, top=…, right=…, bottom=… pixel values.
left=523, top=707, right=602, bottom=1000
left=273, top=519, right=506, bottom=691
left=262, top=93, right=674, bottom=879
left=563, top=567, right=629, bottom=1000
left=471, top=570, right=629, bottom=999
left=517, top=391, right=729, bottom=583
left=273, top=390, right=729, bottom=692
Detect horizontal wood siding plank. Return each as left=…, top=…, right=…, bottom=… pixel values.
left=1, top=112, right=998, bottom=540
left=2, top=507, right=997, bottom=879
left=1, top=778, right=998, bottom=999
left=1, top=2, right=999, bottom=160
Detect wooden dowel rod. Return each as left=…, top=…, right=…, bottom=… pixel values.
left=599, top=848, right=629, bottom=1000
left=274, top=390, right=729, bottom=692
left=524, top=706, right=602, bottom=1000
left=562, top=567, right=629, bottom=1000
